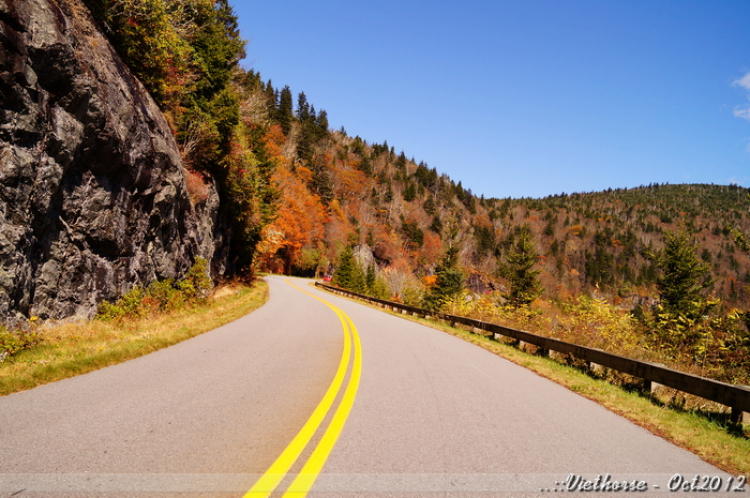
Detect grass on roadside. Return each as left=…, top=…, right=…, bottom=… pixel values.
left=0, top=281, right=268, bottom=396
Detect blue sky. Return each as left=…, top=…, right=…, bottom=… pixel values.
left=233, top=1, right=750, bottom=200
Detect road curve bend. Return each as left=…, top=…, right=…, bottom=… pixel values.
left=0, top=275, right=731, bottom=497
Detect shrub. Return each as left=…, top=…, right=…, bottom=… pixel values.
left=184, top=168, right=211, bottom=204
left=0, top=324, right=42, bottom=362
left=180, top=257, right=213, bottom=299
left=147, top=279, right=184, bottom=312
left=97, top=258, right=212, bottom=321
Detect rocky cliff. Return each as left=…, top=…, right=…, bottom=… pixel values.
left=0, top=0, right=222, bottom=321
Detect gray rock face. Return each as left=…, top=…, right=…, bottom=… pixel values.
left=0, top=0, right=222, bottom=320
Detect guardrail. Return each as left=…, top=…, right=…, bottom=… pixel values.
left=316, top=282, right=750, bottom=423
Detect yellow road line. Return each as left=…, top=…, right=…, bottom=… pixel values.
left=283, top=312, right=362, bottom=498
left=243, top=279, right=361, bottom=498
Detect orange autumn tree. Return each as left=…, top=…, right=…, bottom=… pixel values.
left=258, top=130, right=328, bottom=274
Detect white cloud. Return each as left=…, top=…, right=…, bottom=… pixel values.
left=733, top=72, right=750, bottom=121
left=734, top=106, right=750, bottom=121
left=733, top=72, right=750, bottom=91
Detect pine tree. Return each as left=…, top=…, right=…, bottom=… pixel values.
left=315, top=110, right=329, bottom=140
left=429, top=215, right=442, bottom=234
left=653, top=230, right=713, bottom=319
left=332, top=247, right=365, bottom=293
left=296, top=92, right=310, bottom=122
left=395, top=152, right=407, bottom=171
left=424, top=247, right=463, bottom=310
left=403, top=182, right=417, bottom=202
left=500, top=224, right=542, bottom=307
left=401, top=220, right=424, bottom=248
left=365, top=264, right=377, bottom=292
left=191, top=0, right=245, bottom=102
left=277, top=86, right=293, bottom=135
left=423, top=196, right=436, bottom=216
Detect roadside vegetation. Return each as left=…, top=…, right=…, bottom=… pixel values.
left=0, top=269, right=268, bottom=396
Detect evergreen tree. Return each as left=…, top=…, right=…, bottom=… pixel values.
left=499, top=224, right=542, bottom=307
left=264, top=79, right=276, bottom=104
left=296, top=125, right=313, bottom=165
left=359, top=155, right=373, bottom=176
left=365, top=264, right=377, bottom=292
left=315, top=110, right=330, bottom=140
left=384, top=186, right=393, bottom=203
left=423, top=196, right=436, bottom=216
left=403, top=182, right=417, bottom=202
left=191, top=0, right=245, bottom=102
left=332, top=247, right=365, bottom=293
left=585, top=247, right=615, bottom=287
left=311, top=162, right=333, bottom=203
left=395, top=152, right=407, bottom=171
left=424, top=248, right=463, bottom=310
left=296, top=92, right=310, bottom=122
left=429, top=214, right=443, bottom=234
left=473, top=224, right=495, bottom=255
left=653, top=230, right=713, bottom=319
left=277, top=86, right=293, bottom=135
left=401, top=219, right=424, bottom=248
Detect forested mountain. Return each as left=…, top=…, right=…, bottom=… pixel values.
left=54, top=0, right=747, bottom=319
left=85, top=0, right=750, bottom=313
left=8, top=0, right=749, bottom=327
left=249, top=76, right=750, bottom=313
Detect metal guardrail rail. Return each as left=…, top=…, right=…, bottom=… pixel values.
left=316, top=282, right=750, bottom=423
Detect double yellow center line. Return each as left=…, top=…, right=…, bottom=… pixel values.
left=244, top=279, right=362, bottom=498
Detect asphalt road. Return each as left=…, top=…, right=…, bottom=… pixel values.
left=0, top=276, right=735, bottom=497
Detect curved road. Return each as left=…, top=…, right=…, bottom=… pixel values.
left=0, top=276, right=733, bottom=497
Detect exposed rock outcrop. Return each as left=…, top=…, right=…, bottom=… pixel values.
left=0, top=0, right=222, bottom=320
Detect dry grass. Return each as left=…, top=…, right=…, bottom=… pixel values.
left=0, top=282, right=268, bottom=396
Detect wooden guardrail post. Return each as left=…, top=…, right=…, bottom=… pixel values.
left=731, top=407, right=745, bottom=425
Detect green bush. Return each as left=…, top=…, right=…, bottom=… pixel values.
left=147, top=279, right=184, bottom=312
left=0, top=325, right=42, bottom=361
left=97, top=258, right=212, bottom=321
left=182, top=257, right=213, bottom=298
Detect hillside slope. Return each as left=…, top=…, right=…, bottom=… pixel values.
left=241, top=73, right=750, bottom=312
